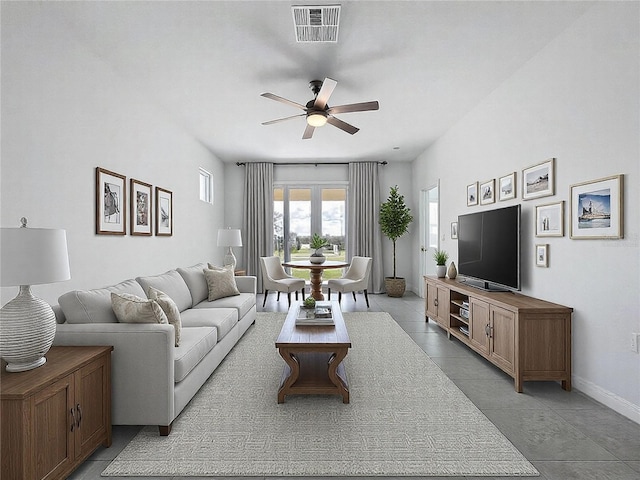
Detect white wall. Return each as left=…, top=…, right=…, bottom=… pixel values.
left=1, top=4, right=227, bottom=306
left=412, top=3, right=639, bottom=421
left=224, top=162, right=415, bottom=288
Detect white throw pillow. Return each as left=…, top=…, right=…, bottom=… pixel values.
left=203, top=266, right=240, bottom=301
left=147, top=286, right=182, bottom=346
left=111, top=292, right=168, bottom=324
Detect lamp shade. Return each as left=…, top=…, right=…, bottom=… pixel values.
left=1, top=227, right=71, bottom=286
left=217, top=228, right=242, bottom=247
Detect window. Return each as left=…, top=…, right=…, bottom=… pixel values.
left=199, top=168, right=213, bottom=204
left=273, top=184, right=347, bottom=281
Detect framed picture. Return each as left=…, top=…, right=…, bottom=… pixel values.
left=130, top=179, right=152, bottom=236
left=535, top=244, right=548, bottom=267
left=522, top=158, right=555, bottom=200
left=480, top=179, right=495, bottom=205
left=498, top=172, right=516, bottom=201
left=570, top=174, right=623, bottom=239
left=451, top=221, right=458, bottom=239
left=536, top=201, right=564, bottom=237
left=156, top=187, right=173, bottom=236
left=467, top=182, right=478, bottom=206
left=96, top=167, right=126, bottom=235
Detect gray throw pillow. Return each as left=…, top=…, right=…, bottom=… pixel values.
left=147, top=286, right=182, bottom=346
left=203, top=267, right=240, bottom=301
left=111, top=292, right=168, bottom=324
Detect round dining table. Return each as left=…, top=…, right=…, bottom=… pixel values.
left=282, top=260, right=349, bottom=300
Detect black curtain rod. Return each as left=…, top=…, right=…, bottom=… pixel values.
left=235, top=161, right=387, bottom=166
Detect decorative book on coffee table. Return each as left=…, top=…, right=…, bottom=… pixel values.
left=295, top=302, right=334, bottom=326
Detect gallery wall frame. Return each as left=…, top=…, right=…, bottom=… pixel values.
left=130, top=179, right=152, bottom=236
left=535, top=244, right=549, bottom=267
left=96, top=167, right=126, bottom=235
left=480, top=179, right=495, bottom=205
left=499, top=172, right=516, bottom=201
left=523, top=158, right=555, bottom=200
left=451, top=221, right=458, bottom=239
left=535, top=201, right=564, bottom=237
left=570, top=174, right=623, bottom=239
left=467, top=182, right=478, bottom=206
left=156, top=187, right=173, bottom=236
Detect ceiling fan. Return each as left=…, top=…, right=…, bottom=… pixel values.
left=261, top=77, right=379, bottom=139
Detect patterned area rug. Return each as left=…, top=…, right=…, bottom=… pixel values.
left=103, top=312, right=538, bottom=477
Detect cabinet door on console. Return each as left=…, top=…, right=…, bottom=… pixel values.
left=425, top=281, right=439, bottom=319
left=469, top=298, right=490, bottom=353
left=489, top=306, right=515, bottom=374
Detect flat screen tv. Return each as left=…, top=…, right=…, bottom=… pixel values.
left=457, top=204, right=521, bottom=291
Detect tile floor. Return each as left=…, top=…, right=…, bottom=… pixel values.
left=70, top=291, right=640, bottom=480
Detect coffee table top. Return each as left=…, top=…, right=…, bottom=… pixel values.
left=275, top=301, right=351, bottom=348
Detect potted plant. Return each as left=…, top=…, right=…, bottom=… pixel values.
left=433, top=249, right=449, bottom=278
left=309, top=233, right=330, bottom=264
left=379, top=185, right=414, bottom=297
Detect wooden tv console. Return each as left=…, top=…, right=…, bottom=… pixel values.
left=424, top=276, right=572, bottom=392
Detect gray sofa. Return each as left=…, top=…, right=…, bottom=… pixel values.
left=53, top=263, right=256, bottom=435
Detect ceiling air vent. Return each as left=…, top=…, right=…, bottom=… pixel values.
left=292, top=5, right=340, bottom=43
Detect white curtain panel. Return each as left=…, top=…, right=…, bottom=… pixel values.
left=347, top=162, right=384, bottom=294
left=242, top=162, right=273, bottom=292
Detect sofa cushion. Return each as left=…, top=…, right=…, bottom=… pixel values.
left=174, top=326, right=218, bottom=383
left=111, top=292, right=168, bottom=324
left=148, top=286, right=182, bottom=347
left=177, top=263, right=209, bottom=306
left=204, top=267, right=240, bottom=301
left=180, top=308, right=238, bottom=341
left=193, top=293, right=255, bottom=321
left=137, top=270, right=192, bottom=312
left=59, top=279, right=147, bottom=324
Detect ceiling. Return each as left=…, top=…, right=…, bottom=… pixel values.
left=45, top=1, right=591, bottom=164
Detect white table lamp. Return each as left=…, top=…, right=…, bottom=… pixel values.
left=0, top=218, right=71, bottom=372
left=217, top=228, right=242, bottom=270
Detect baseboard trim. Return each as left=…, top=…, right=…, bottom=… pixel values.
left=572, top=374, right=640, bottom=424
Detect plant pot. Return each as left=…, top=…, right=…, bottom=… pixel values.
left=385, top=277, right=406, bottom=297
left=309, top=255, right=326, bottom=264
left=436, top=265, right=447, bottom=278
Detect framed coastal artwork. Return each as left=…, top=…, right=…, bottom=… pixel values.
left=130, top=179, right=152, bottom=236
left=96, top=167, right=126, bottom=235
left=535, top=201, right=564, bottom=237
left=156, top=187, right=173, bottom=236
left=570, top=175, right=623, bottom=239
left=467, top=182, right=478, bottom=206
left=480, top=179, right=495, bottom=205
left=535, top=244, right=549, bottom=267
left=499, top=172, right=516, bottom=201
left=523, top=158, right=555, bottom=200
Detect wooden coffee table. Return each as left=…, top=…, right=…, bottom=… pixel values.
left=275, top=301, right=351, bottom=403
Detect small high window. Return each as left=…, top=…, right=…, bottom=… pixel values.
left=199, top=168, right=213, bottom=204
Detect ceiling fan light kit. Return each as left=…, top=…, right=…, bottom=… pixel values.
left=307, top=112, right=328, bottom=127
left=261, top=77, right=379, bottom=139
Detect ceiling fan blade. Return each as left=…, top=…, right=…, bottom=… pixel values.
left=262, top=113, right=306, bottom=125
left=327, top=101, right=379, bottom=115
left=327, top=116, right=359, bottom=135
left=313, top=78, right=338, bottom=109
left=302, top=124, right=315, bottom=139
left=261, top=93, right=307, bottom=111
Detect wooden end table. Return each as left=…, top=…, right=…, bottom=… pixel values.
left=275, top=301, right=351, bottom=403
left=1, top=346, right=112, bottom=480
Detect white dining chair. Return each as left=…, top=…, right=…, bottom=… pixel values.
left=260, top=256, right=306, bottom=307
left=327, top=256, right=372, bottom=308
